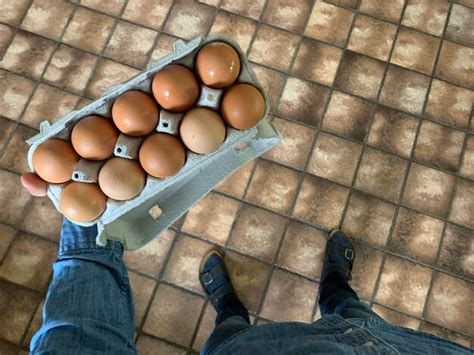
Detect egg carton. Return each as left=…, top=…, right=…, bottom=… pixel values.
left=26, top=34, right=281, bottom=250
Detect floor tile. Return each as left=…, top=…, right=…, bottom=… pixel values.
left=0, top=339, right=18, bottom=354
left=220, top=0, right=266, bottom=19
left=350, top=242, right=384, bottom=300
left=380, top=65, right=431, bottom=115
left=261, top=269, right=318, bottom=322
left=143, top=284, right=205, bottom=347
left=435, top=41, right=473, bottom=88
left=0, top=223, right=16, bottom=261
left=262, top=0, right=313, bottom=32
left=359, top=0, right=405, bottom=22
left=401, top=0, right=449, bottom=36
left=224, top=251, right=272, bottom=312
left=305, top=1, right=354, bottom=46
left=420, top=321, right=472, bottom=348
left=20, top=197, right=62, bottom=242
left=292, top=38, right=343, bottom=86
left=449, top=179, right=474, bottom=229
left=277, top=77, right=331, bottom=127
left=182, top=192, right=239, bottom=244
left=248, top=24, right=300, bottom=72
left=293, top=174, right=349, bottom=229
left=0, top=23, right=14, bottom=58
left=342, top=191, right=396, bottom=248
left=414, top=120, right=465, bottom=172
left=209, top=11, right=257, bottom=54
left=437, top=223, right=473, bottom=280
left=124, top=229, right=175, bottom=277
left=425, top=272, right=473, bottom=335
left=62, top=7, right=115, bottom=54
left=348, top=15, right=397, bottom=61
left=0, top=170, right=31, bottom=225
left=0, top=124, right=37, bottom=174
left=251, top=64, right=286, bottom=112
left=308, top=132, right=362, bottom=186
left=80, top=0, right=126, bottom=16
left=136, top=335, right=186, bottom=354
left=214, top=161, right=254, bottom=198
left=0, top=117, right=15, bottom=152
left=334, top=51, right=386, bottom=100
left=246, top=159, right=300, bottom=214
left=122, top=0, right=172, bottom=30
left=192, top=304, right=216, bottom=352
left=372, top=304, right=420, bottom=330
left=229, top=203, right=286, bottom=262
left=0, top=70, right=35, bottom=121
left=424, top=79, right=473, bottom=129
left=75, top=97, right=93, bottom=109
left=402, top=163, right=455, bottom=218
left=460, top=135, right=474, bottom=179
left=375, top=255, right=433, bottom=317
left=147, top=34, right=177, bottom=66
left=277, top=220, right=327, bottom=279
left=0, top=0, right=31, bottom=26
left=23, top=299, right=44, bottom=348
left=128, top=271, right=156, bottom=325
left=324, top=0, right=359, bottom=8
left=446, top=4, right=474, bottom=46
left=389, top=207, right=444, bottom=265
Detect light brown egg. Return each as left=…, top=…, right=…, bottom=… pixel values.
left=139, top=133, right=186, bottom=178
left=98, top=157, right=145, bottom=201
left=32, top=139, right=80, bottom=183
left=112, top=91, right=159, bottom=137
left=71, top=115, right=119, bottom=160
left=180, top=108, right=226, bottom=154
left=60, top=182, right=107, bottom=223
left=221, top=83, right=265, bottom=130
left=195, top=41, right=241, bottom=89
left=152, top=64, right=199, bottom=112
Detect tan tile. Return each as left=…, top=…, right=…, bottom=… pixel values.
left=147, top=34, right=177, bottom=67
left=192, top=304, right=216, bottom=352
left=23, top=299, right=44, bottom=348
left=210, top=11, right=257, bottom=54
left=0, top=117, right=15, bottom=152
left=420, top=321, right=472, bottom=348
left=372, top=304, right=420, bottom=331
left=425, top=272, right=473, bottom=335
left=251, top=64, right=286, bottom=112
left=75, top=97, right=93, bottom=109
left=62, top=7, right=115, bottom=54
left=449, top=179, right=474, bottom=229
left=80, top=0, right=125, bottom=15
left=0, top=338, right=18, bottom=354
left=122, top=0, right=172, bottom=30
left=124, top=229, right=175, bottom=277
left=305, top=1, right=354, bottom=46
left=277, top=220, right=327, bottom=279
left=293, top=174, right=349, bottom=229
left=248, top=24, right=299, bottom=71
left=292, top=38, right=343, bottom=86
left=0, top=279, right=42, bottom=344
left=229, top=204, right=286, bottom=262
left=43, top=45, right=98, bottom=94
left=0, top=70, right=35, bottom=121
left=214, top=160, right=254, bottom=198
left=277, top=77, right=331, bottom=127
left=22, top=84, right=80, bottom=129
left=220, top=0, right=266, bottom=19
left=246, top=159, right=300, bottom=214
left=0, top=223, right=16, bottom=260
left=453, top=0, right=474, bottom=6
left=389, top=207, right=444, bottom=265
left=324, top=0, right=359, bottom=8
left=425, top=79, right=473, bottom=129
left=262, top=0, right=313, bottom=32
left=402, top=0, right=450, bottom=36
left=0, top=124, right=37, bottom=174
left=136, top=334, right=186, bottom=354
left=446, top=4, right=474, bottom=46
left=348, top=15, right=397, bottom=61
left=198, top=0, right=220, bottom=5
left=359, top=0, right=405, bottom=21
left=308, top=132, right=362, bottom=186
left=322, top=91, right=375, bottom=142
left=21, top=197, right=62, bottom=242
left=0, top=170, right=31, bottom=224
left=342, top=191, right=396, bottom=248
left=435, top=41, right=474, bottom=88
left=402, top=163, right=456, bottom=217
left=0, top=0, right=31, bottom=26
left=350, top=242, right=384, bottom=300
left=128, top=271, right=156, bottom=325
left=261, top=269, right=317, bottom=322
left=144, top=284, right=204, bottom=346
left=224, top=251, right=272, bottom=312
left=460, top=135, right=474, bottom=179
left=375, top=255, right=432, bottom=317
left=0, top=23, right=14, bottom=58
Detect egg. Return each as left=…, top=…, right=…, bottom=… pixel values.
left=180, top=108, right=226, bottom=154
left=32, top=139, right=80, bottom=183
left=60, top=182, right=107, bottom=223
left=112, top=90, right=159, bottom=137
left=152, top=64, right=199, bottom=112
left=139, top=133, right=186, bottom=178
left=98, top=157, right=145, bottom=201
left=71, top=115, right=119, bottom=160
left=195, top=41, right=241, bottom=89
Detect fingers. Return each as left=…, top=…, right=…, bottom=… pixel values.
left=20, top=172, right=48, bottom=197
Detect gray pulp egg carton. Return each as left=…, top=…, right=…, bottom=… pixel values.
left=26, top=34, right=281, bottom=250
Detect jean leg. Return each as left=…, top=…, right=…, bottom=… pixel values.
left=202, top=316, right=252, bottom=355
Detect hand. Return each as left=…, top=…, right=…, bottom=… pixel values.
left=20, top=172, right=48, bottom=197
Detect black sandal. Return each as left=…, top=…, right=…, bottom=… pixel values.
left=321, top=230, right=356, bottom=282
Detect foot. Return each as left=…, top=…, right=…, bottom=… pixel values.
left=321, top=230, right=356, bottom=283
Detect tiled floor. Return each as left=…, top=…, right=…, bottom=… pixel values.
left=0, top=0, right=473, bottom=353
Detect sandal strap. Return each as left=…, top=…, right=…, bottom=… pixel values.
left=329, top=243, right=355, bottom=262
left=321, top=264, right=352, bottom=282
left=199, top=262, right=228, bottom=288
left=209, top=283, right=235, bottom=307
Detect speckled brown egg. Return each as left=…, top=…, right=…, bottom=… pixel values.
left=98, top=157, right=145, bottom=201
left=195, top=41, right=241, bottom=89
left=152, top=64, right=199, bottom=112
left=180, top=108, right=226, bottom=154
left=139, top=133, right=186, bottom=178
left=112, top=90, right=159, bottom=137
left=32, top=139, right=80, bottom=183
left=220, top=83, right=265, bottom=130
left=60, top=182, right=107, bottom=223
left=71, top=115, right=119, bottom=160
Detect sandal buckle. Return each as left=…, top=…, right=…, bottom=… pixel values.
left=202, top=272, right=213, bottom=286
left=345, top=248, right=354, bottom=261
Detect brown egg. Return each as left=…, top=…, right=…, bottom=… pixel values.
left=195, top=41, right=241, bottom=89
left=139, top=133, right=186, bottom=178
left=180, top=108, right=226, bottom=154
left=60, top=182, right=107, bottom=223
left=98, top=157, right=145, bottom=201
left=221, top=84, right=265, bottom=130
left=152, top=64, right=199, bottom=112
left=112, top=90, right=159, bottom=137
left=32, top=139, right=80, bottom=183
left=71, top=115, right=119, bottom=160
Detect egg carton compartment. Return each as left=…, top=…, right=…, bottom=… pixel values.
left=26, top=34, right=281, bottom=250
